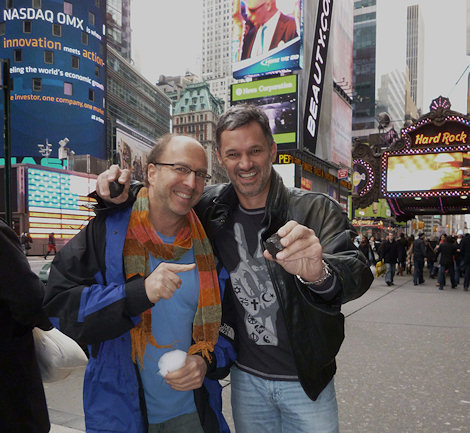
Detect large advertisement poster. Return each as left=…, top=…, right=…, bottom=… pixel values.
left=231, top=74, right=298, bottom=150
left=386, top=152, right=470, bottom=192
left=330, top=92, right=352, bottom=167
left=115, top=122, right=155, bottom=182
left=232, top=0, right=303, bottom=79
left=303, top=0, right=333, bottom=155
left=0, top=1, right=106, bottom=160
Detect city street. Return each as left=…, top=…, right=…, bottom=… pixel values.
left=33, top=260, right=469, bottom=433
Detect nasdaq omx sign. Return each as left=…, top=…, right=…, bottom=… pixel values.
left=0, top=1, right=106, bottom=159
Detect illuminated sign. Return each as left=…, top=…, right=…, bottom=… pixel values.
left=276, top=153, right=352, bottom=189
left=27, top=167, right=97, bottom=239
left=232, top=0, right=303, bottom=79
left=0, top=0, right=106, bottom=159
left=231, top=75, right=298, bottom=150
left=414, top=131, right=468, bottom=146
left=385, top=152, right=470, bottom=194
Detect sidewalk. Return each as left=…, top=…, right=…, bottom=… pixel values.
left=45, top=270, right=470, bottom=432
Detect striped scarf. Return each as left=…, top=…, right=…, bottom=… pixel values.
left=123, top=187, right=221, bottom=368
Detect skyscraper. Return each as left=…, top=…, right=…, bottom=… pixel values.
left=406, top=4, right=424, bottom=113
left=201, top=0, right=234, bottom=109
left=106, top=0, right=132, bottom=61
left=352, top=0, right=378, bottom=140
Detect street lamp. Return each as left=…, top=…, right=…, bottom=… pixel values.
left=37, top=139, right=52, bottom=165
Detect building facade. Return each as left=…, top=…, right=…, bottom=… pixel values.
left=106, top=0, right=132, bottom=61
left=201, top=0, right=234, bottom=110
left=106, top=46, right=172, bottom=162
left=172, top=82, right=227, bottom=184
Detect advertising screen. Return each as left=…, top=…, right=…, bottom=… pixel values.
left=386, top=152, right=470, bottom=192
left=232, top=0, right=303, bottom=79
left=115, top=122, right=155, bottom=182
left=0, top=1, right=106, bottom=159
left=231, top=74, right=298, bottom=150
left=27, top=167, right=97, bottom=239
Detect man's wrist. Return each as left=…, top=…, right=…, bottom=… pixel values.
left=296, top=260, right=332, bottom=286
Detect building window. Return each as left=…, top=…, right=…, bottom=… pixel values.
left=32, top=78, right=42, bottom=91
left=64, top=1, right=72, bottom=14
left=44, top=50, right=54, bottom=64
left=52, top=23, right=62, bottom=37
left=82, top=31, right=89, bottom=45
left=32, top=0, right=41, bottom=8
left=71, top=55, right=80, bottom=69
left=64, top=82, right=73, bottom=96
left=14, top=49, right=22, bottom=62
left=23, top=20, right=32, bottom=33
left=6, top=0, right=13, bottom=9
left=95, top=0, right=100, bottom=6
left=88, top=89, right=95, bottom=101
left=89, top=12, right=95, bottom=26
left=94, top=65, right=100, bottom=77
left=0, top=22, right=5, bottom=36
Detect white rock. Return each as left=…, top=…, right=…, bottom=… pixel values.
left=158, top=349, right=187, bottom=376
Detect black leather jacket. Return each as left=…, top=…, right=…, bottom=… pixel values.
left=195, top=170, right=373, bottom=400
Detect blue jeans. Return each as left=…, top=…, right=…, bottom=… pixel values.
left=385, top=262, right=395, bottom=284
left=413, top=258, right=424, bottom=284
left=230, top=366, right=339, bottom=433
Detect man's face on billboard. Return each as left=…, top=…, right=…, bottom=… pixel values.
left=246, top=0, right=272, bottom=27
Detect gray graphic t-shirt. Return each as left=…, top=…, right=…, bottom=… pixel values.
left=215, top=205, right=298, bottom=380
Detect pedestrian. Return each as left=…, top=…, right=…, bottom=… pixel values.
left=412, top=233, right=426, bottom=285
left=96, top=104, right=374, bottom=433
left=44, top=135, right=228, bottom=433
left=379, top=231, right=398, bottom=286
left=20, top=231, right=33, bottom=255
left=406, top=234, right=415, bottom=275
left=0, top=219, right=51, bottom=432
left=459, top=232, right=470, bottom=291
left=435, top=235, right=457, bottom=290
left=44, top=232, right=57, bottom=259
left=396, top=233, right=407, bottom=276
left=358, top=235, right=372, bottom=265
left=426, top=236, right=437, bottom=278
left=454, top=230, right=464, bottom=284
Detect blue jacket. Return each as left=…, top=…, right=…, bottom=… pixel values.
left=44, top=206, right=235, bottom=433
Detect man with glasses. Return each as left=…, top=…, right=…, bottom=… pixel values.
left=44, top=135, right=230, bottom=433
left=240, top=0, right=298, bottom=60
left=95, top=105, right=373, bottom=433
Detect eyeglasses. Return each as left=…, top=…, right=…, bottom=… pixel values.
left=151, top=162, right=212, bottom=182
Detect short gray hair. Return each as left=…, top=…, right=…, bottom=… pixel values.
left=216, top=104, right=274, bottom=149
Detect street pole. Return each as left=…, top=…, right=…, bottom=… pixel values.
left=2, top=59, right=12, bottom=227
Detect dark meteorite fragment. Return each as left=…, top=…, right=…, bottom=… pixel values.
left=266, top=233, right=284, bottom=259
left=109, top=181, right=125, bottom=198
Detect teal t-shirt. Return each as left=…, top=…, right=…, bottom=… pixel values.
left=139, top=233, right=200, bottom=424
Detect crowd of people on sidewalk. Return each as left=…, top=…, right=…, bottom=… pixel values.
left=356, top=230, right=470, bottom=291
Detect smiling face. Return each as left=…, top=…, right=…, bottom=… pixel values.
left=147, top=136, right=207, bottom=234
left=217, top=121, right=277, bottom=209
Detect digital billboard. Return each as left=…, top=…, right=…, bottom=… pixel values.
left=231, top=74, right=298, bottom=150
left=115, top=121, right=155, bottom=182
left=232, top=0, right=303, bottom=79
left=27, top=167, right=97, bottom=239
left=0, top=1, right=106, bottom=160
left=385, top=152, right=470, bottom=193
